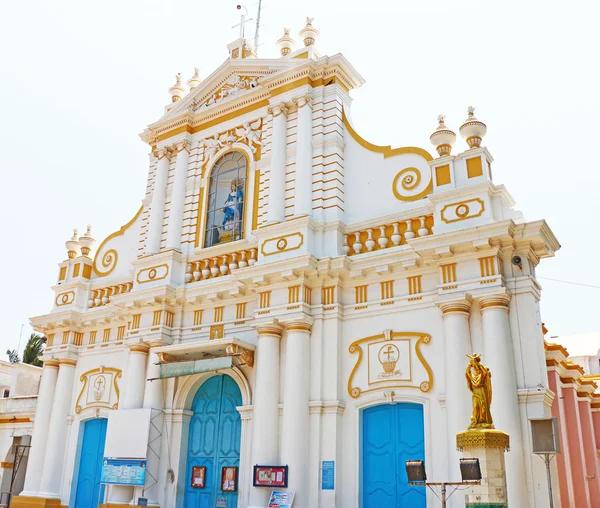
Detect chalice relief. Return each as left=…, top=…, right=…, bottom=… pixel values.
left=377, top=344, right=402, bottom=379
left=219, top=180, right=244, bottom=243
left=93, top=375, right=107, bottom=401
left=465, top=354, right=494, bottom=429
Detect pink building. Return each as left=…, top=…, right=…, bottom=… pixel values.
left=545, top=336, right=600, bottom=507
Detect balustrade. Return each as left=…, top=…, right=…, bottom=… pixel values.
left=343, top=215, right=433, bottom=256
left=88, top=282, right=133, bottom=308
left=186, top=247, right=258, bottom=283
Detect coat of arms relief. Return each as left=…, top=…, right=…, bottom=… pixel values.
left=75, top=366, right=122, bottom=414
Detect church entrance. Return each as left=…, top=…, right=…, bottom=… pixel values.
left=362, top=403, right=426, bottom=508
left=73, top=418, right=107, bottom=507
left=184, top=374, right=242, bottom=508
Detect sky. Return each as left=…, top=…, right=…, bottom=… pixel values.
left=1, top=0, right=599, bottom=358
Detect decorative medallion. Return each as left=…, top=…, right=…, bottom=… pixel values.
left=347, top=330, right=433, bottom=398
left=136, top=264, right=169, bottom=284
left=55, top=291, right=75, bottom=307
left=261, top=232, right=304, bottom=256
left=75, top=366, right=122, bottom=414
left=441, top=198, right=485, bottom=223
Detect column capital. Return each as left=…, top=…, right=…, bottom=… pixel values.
left=172, top=140, right=191, bottom=154
left=43, top=359, right=60, bottom=368
left=125, top=339, right=150, bottom=354
left=437, top=296, right=472, bottom=316
left=58, top=358, right=77, bottom=367
left=292, top=93, right=313, bottom=110
left=254, top=322, right=284, bottom=337
left=153, top=146, right=173, bottom=161
left=268, top=103, right=289, bottom=118
left=285, top=318, right=314, bottom=332
left=479, top=294, right=511, bottom=313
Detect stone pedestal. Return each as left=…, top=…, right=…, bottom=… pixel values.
left=456, top=429, right=510, bottom=507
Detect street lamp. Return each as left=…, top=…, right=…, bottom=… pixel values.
left=406, top=459, right=481, bottom=508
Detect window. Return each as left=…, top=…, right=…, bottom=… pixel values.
left=204, top=151, right=247, bottom=248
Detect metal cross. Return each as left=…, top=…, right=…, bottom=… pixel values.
left=232, top=5, right=254, bottom=39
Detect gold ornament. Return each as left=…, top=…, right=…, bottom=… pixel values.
left=466, top=353, right=494, bottom=429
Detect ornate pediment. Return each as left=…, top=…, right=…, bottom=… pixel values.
left=189, top=74, right=259, bottom=113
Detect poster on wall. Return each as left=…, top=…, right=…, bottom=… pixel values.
left=191, top=466, right=206, bottom=488
left=253, top=465, right=288, bottom=487
left=101, top=458, right=146, bottom=486
left=268, top=490, right=295, bottom=508
left=220, top=466, right=238, bottom=492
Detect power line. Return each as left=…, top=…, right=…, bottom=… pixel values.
left=538, top=276, right=600, bottom=290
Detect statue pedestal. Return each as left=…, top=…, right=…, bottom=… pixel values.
left=456, top=429, right=510, bottom=507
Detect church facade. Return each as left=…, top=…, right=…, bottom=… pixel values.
left=15, top=19, right=561, bottom=508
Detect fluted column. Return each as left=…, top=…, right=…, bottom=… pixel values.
left=21, top=360, right=59, bottom=496
left=248, top=324, right=283, bottom=508
left=281, top=320, right=312, bottom=508
left=439, top=301, right=473, bottom=486
left=266, top=104, right=288, bottom=224
left=165, top=141, right=190, bottom=251
left=292, top=94, right=313, bottom=217
left=480, top=296, right=527, bottom=506
left=122, top=344, right=149, bottom=409
left=38, top=358, right=77, bottom=498
left=147, top=148, right=171, bottom=254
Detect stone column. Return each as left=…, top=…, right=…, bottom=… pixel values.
left=122, top=344, right=149, bottom=409
left=20, top=360, right=59, bottom=496
left=292, top=94, right=313, bottom=217
left=165, top=141, right=190, bottom=251
left=281, top=320, right=312, bottom=508
left=266, top=103, right=288, bottom=224
left=479, top=295, right=528, bottom=506
left=248, top=324, right=283, bottom=508
left=38, top=358, right=77, bottom=498
left=147, top=148, right=171, bottom=254
left=439, top=301, right=473, bottom=485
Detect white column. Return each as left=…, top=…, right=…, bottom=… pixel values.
left=281, top=321, right=312, bottom=508
left=480, top=296, right=528, bottom=507
left=147, top=148, right=171, bottom=254
left=440, top=301, right=473, bottom=487
left=21, top=360, right=59, bottom=496
left=266, top=104, right=288, bottom=224
left=165, top=142, right=190, bottom=251
left=292, top=94, right=313, bottom=217
left=122, top=345, right=149, bottom=409
left=248, top=324, right=283, bottom=508
left=38, top=359, right=77, bottom=498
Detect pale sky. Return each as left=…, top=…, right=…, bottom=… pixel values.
left=2, top=0, right=599, bottom=358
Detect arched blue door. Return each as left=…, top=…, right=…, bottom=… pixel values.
left=73, top=418, right=107, bottom=507
left=184, top=375, right=242, bottom=508
left=362, top=403, right=425, bottom=508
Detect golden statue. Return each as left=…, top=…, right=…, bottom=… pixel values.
left=465, top=354, right=494, bottom=429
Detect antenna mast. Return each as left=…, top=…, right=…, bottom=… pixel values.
left=253, top=0, right=263, bottom=54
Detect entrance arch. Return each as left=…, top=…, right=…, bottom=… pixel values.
left=362, top=402, right=425, bottom=508
left=184, top=374, right=242, bottom=508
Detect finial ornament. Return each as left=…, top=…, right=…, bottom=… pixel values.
left=168, top=73, right=186, bottom=103
left=460, top=105, right=487, bottom=149
left=65, top=228, right=81, bottom=259
left=79, top=224, right=96, bottom=258
left=277, top=27, right=296, bottom=56
left=429, top=113, right=456, bottom=157
left=465, top=354, right=494, bottom=429
left=187, top=67, right=201, bottom=90
left=299, top=16, right=319, bottom=47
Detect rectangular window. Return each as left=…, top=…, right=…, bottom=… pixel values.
left=62, top=331, right=70, bottom=345
left=117, top=326, right=126, bottom=340
left=381, top=281, right=394, bottom=300
left=103, top=329, right=111, bottom=343
left=131, top=314, right=141, bottom=330
left=153, top=310, right=162, bottom=326
left=322, top=287, right=335, bottom=305
left=214, top=307, right=224, bottom=322
left=236, top=302, right=246, bottom=320
left=479, top=256, right=496, bottom=277
left=441, top=263, right=457, bottom=284
left=355, top=285, right=368, bottom=304
left=288, top=286, right=300, bottom=304
left=193, top=310, right=203, bottom=326
left=165, top=311, right=174, bottom=328
left=47, top=334, right=55, bottom=346
left=73, top=332, right=83, bottom=346
left=304, top=287, right=312, bottom=305
left=259, top=292, right=271, bottom=309
left=408, top=276, right=422, bottom=295
left=89, top=331, right=97, bottom=345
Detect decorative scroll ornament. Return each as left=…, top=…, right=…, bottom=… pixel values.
left=225, top=344, right=255, bottom=367
left=347, top=331, right=433, bottom=398
left=199, top=119, right=263, bottom=168
left=190, top=74, right=259, bottom=112
left=75, top=366, right=122, bottom=414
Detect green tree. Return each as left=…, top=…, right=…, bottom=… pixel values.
left=22, top=333, right=46, bottom=367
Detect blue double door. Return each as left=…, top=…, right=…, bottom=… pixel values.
left=73, top=418, right=107, bottom=507
left=184, top=374, right=242, bottom=508
left=362, top=403, right=426, bottom=508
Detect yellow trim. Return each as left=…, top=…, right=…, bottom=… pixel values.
left=466, top=156, right=483, bottom=178
left=440, top=198, right=485, bottom=224
left=391, top=168, right=433, bottom=202
left=136, top=264, right=169, bottom=284
left=194, top=187, right=206, bottom=248
left=10, top=496, right=66, bottom=507
left=435, top=164, right=451, bottom=186
left=55, top=291, right=75, bottom=307
left=260, top=232, right=304, bottom=256
left=75, top=367, right=122, bottom=414
left=342, top=108, right=433, bottom=161
left=93, top=206, right=143, bottom=277
left=82, top=264, right=92, bottom=279
left=252, top=169, right=260, bottom=230
left=59, top=265, right=67, bottom=281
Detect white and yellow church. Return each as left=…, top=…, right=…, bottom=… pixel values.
left=14, top=18, right=561, bottom=508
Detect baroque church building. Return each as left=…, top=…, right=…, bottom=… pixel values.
left=15, top=18, right=561, bottom=508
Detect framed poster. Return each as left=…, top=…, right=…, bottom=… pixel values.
left=101, top=458, right=146, bottom=486
left=253, top=465, right=288, bottom=488
left=191, top=466, right=206, bottom=488
left=268, top=490, right=295, bottom=507
left=221, top=466, right=238, bottom=492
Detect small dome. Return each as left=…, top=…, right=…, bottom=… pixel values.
left=65, top=228, right=80, bottom=259
left=168, top=74, right=186, bottom=103
left=277, top=28, right=296, bottom=56
left=459, top=106, right=487, bottom=149
left=299, top=17, right=319, bottom=47
left=187, top=68, right=201, bottom=90
left=430, top=115, right=457, bottom=157
left=79, top=225, right=96, bottom=257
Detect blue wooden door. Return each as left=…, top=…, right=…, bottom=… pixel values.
left=74, top=418, right=107, bottom=507
left=362, top=403, right=425, bottom=508
left=184, top=375, right=242, bottom=508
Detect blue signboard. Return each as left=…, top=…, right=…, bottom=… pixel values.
left=321, top=461, right=335, bottom=490
left=101, top=458, right=147, bottom=486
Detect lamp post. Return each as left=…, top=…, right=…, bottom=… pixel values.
left=406, top=459, right=482, bottom=508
